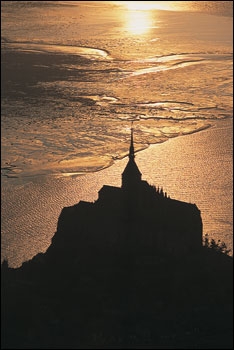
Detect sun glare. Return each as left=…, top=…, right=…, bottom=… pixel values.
left=126, top=10, right=154, bottom=35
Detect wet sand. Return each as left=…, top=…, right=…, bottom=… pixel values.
left=1, top=118, right=233, bottom=267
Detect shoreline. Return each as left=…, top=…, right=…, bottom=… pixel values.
left=1, top=121, right=215, bottom=181
left=1, top=118, right=233, bottom=267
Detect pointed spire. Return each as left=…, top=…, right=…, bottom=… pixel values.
left=129, top=122, right=135, bottom=160
left=122, top=123, right=142, bottom=189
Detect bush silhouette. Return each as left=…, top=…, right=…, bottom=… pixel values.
left=203, top=233, right=231, bottom=255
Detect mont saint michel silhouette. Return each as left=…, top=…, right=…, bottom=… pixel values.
left=1, top=129, right=233, bottom=349
left=46, top=127, right=202, bottom=263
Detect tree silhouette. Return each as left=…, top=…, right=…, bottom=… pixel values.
left=203, top=233, right=231, bottom=255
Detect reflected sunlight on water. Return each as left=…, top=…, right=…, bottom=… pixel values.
left=124, top=9, right=156, bottom=35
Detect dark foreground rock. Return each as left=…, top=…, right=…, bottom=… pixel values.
left=1, top=247, right=233, bottom=349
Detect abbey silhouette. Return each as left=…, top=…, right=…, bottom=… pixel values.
left=46, top=127, right=202, bottom=265
left=2, top=129, right=232, bottom=350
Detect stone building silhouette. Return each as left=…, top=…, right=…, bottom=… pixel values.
left=46, top=128, right=203, bottom=263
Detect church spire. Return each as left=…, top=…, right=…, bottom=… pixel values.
left=122, top=123, right=142, bottom=189
left=129, top=124, right=135, bottom=160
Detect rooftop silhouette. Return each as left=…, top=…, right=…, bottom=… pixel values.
left=1, top=129, right=233, bottom=349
